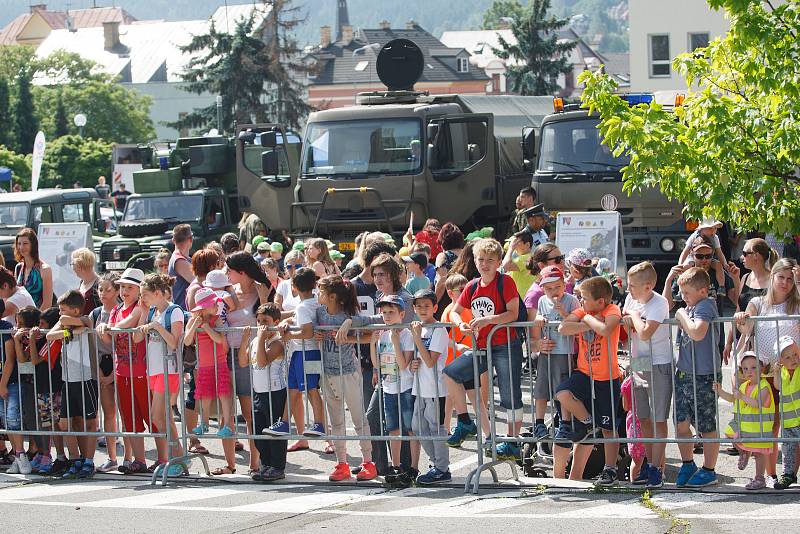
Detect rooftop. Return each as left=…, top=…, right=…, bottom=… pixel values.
left=0, top=5, right=136, bottom=46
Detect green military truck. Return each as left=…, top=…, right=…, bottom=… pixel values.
left=98, top=136, right=239, bottom=272
left=236, top=39, right=553, bottom=251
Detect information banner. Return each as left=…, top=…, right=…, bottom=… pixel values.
left=555, top=211, right=626, bottom=276
left=38, top=223, right=92, bottom=298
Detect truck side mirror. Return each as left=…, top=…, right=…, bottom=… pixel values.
left=260, top=131, right=277, bottom=148
left=522, top=127, right=536, bottom=170
left=262, top=150, right=279, bottom=176
left=427, top=123, right=439, bottom=142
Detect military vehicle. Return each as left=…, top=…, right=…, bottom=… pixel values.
left=0, top=189, right=117, bottom=266
left=524, top=94, right=691, bottom=268
left=98, top=136, right=240, bottom=272
left=237, top=39, right=553, bottom=251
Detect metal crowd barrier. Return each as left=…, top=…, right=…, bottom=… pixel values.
left=2, top=314, right=799, bottom=492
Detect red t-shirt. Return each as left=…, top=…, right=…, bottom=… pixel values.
left=414, top=230, right=442, bottom=259
left=110, top=303, right=147, bottom=378
left=457, top=273, right=519, bottom=349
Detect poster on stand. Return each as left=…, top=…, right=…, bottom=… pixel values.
left=555, top=211, right=626, bottom=276
left=38, top=223, right=92, bottom=299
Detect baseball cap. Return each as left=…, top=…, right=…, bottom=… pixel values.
left=252, top=235, right=266, bottom=249
left=402, top=252, right=427, bottom=270
left=203, top=269, right=230, bottom=289
left=539, top=265, right=565, bottom=285
left=413, top=288, right=436, bottom=303
left=376, top=294, right=405, bottom=308
left=330, top=250, right=344, bottom=261
left=776, top=335, right=798, bottom=356
left=292, top=241, right=305, bottom=251
left=191, top=287, right=221, bottom=313
left=691, top=238, right=713, bottom=252
left=738, top=350, right=758, bottom=366
left=116, top=268, right=145, bottom=287
left=270, top=242, right=283, bottom=253
left=567, top=248, right=593, bottom=268
left=257, top=241, right=270, bottom=252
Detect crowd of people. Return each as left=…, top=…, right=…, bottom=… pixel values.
left=0, top=188, right=799, bottom=492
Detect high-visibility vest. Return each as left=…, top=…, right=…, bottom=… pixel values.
left=725, top=378, right=775, bottom=451
left=781, top=367, right=800, bottom=429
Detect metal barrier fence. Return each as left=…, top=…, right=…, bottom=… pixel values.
left=1, top=314, right=799, bottom=492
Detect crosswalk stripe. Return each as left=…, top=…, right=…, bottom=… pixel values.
left=230, top=487, right=383, bottom=513
left=553, top=498, right=652, bottom=518
left=0, top=483, right=117, bottom=501
left=78, top=487, right=247, bottom=508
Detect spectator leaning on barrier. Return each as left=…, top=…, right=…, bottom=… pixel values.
left=773, top=336, right=800, bottom=490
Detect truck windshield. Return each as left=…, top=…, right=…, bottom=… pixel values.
left=302, top=119, right=422, bottom=176
left=0, top=203, right=29, bottom=226
left=537, top=118, right=629, bottom=173
left=123, top=196, right=203, bottom=223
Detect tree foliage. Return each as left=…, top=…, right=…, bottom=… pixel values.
left=0, top=77, right=10, bottom=148
left=0, top=145, right=32, bottom=190
left=482, top=0, right=527, bottom=29
left=13, top=69, right=38, bottom=154
left=580, top=0, right=800, bottom=237
left=492, top=0, right=577, bottom=95
left=39, top=135, right=112, bottom=189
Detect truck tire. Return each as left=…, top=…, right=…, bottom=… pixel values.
left=117, top=219, right=169, bottom=238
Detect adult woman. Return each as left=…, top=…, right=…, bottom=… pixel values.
left=70, top=247, right=101, bottom=315
left=433, top=223, right=465, bottom=303
left=260, top=258, right=282, bottom=302
left=218, top=252, right=272, bottom=475
left=13, top=228, right=53, bottom=310
left=735, top=258, right=800, bottom=486
left=306, top=238, right=340, bottom=278
left=0, top=266, right=35, bottom=326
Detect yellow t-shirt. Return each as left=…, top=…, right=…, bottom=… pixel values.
left=509, top=253, right=535, bottom=298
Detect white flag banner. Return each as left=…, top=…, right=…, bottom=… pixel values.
left=31, top=131, right=46, bottom=192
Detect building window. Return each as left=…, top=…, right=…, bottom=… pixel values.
left=648, top=34, right=671, bottom=77
left=457, top=57, right=469, bottom=73
left=688, top=32, right=709, bottom=51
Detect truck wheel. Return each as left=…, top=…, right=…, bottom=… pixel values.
left=117, top=219, right=170, bottom=238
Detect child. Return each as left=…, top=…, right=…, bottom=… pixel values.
left=501, top=230, right=535, bottom=299
left=96, top=268, right=149, bottom=475
left=134, top=273, right=187, bottom=477
left=530, top=266, right=579, bottom=441
left=443, top=238, right=524, bottom=462
left=673, top=267, right=721, bottom=488
left=554, top=276, right=622, bottom=486
left=371, top=294, right=416, bottom=486
left=621, top=374, right=647, bottom=482
left=240, top=304, right=288, bottom=482
left=403, top=252, right=430, bottom=295
left=307, top=275, right=377, bottom=482
left=565, top=248, right=594, bottom=297
left=773, top=336, right=800, bottom=490
left=270, top=242, right=285, bottom=271
left=272, top=268, right=327, bottom=445
left=154, top=249, right=171, bottom=275
left=622, top=261, right=672, bottom=488
left=255, top=241, right=271, bottom=263
left=409, top=289, right=452, bottom=485
left=678, top=216, right=727, bottom=267
left=202, top=269, right=239, bottom=327
left=184, top=288, right=234, bottom=445
left=89, top=272, right=124, bottom=473
left=46, top=290, right=98, bottom=479
left=0, top=311, right=34, bottom=474
left=714, top=351, right=774, bottom=490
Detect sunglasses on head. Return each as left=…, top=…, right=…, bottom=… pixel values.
left=547, top=255, right=565, bottom=263
left=288, top=263, right=303, bottom=269
left=694, top=253, right=713, bottom=260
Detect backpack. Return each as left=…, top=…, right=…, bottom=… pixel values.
left=467, top=273, right=528, bottom=342
left=147, top=303, right=190, bottom=335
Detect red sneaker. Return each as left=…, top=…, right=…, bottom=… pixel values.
left=329, top=462, right=352, bottom=482
left=356, top=461, right=377, bottom=481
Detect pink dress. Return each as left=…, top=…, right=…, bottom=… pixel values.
left=621, top=376, right=646, bottom=462
left=194, top=317, right=231, bottom=399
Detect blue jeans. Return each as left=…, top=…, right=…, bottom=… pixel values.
left=0, top=383, right=26, bottom=431
left=384, top=389, right=414, bottom=433
left=443, top=339, right=523, bottom=411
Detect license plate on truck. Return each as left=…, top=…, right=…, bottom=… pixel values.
left=105, top=261, right=128, bottom=270
left=338, top=242, right=356, bottom=251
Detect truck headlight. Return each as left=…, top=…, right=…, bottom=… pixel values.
left=660, top=238, right=675, bottom=252
left=113, top=248, right=121, bottom=260
left=676, top=238, right=687, bottom=251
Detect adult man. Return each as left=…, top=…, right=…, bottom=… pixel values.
left=510, top=187, right=537, bottom=234
left=111, top=182, right=132, bottom=211
left=521, top=203, right=550, bottom=248
left=94, top=176, right=110, bottom=199
left=169, top=224, right=194, bottom=310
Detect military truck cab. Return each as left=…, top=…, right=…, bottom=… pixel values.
left=0, top=189, right=117, bottom=266
left=530, top=95, right=690, bottom=266
left=237, top=39, right=552, bottom=249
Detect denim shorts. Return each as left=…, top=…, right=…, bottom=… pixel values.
left=443, top=339, right=523, bottom=411
left=675, top=371, right=718, bottom=434
left=384, top=389, right=414, bottom=433
left=0, top=383, right=26, bottom=431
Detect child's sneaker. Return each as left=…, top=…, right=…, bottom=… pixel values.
left=147, top=461, right=164, bottom=473
left=304, top=423, right=326, bottom=437
left=595, top=467, right=618, bottom=487
left=97, top=459, right=118, bottom=473
left=685, top=468, right=717, bottom=488
left=533, top=423, right=549, bottom=440
left=263, top=421, right=290, bottom=436
left=6, top=456, right=20, bottom=474
left=645, top=467, right=664, bottom=489
left=329, top=462, right=352, bottom=481
left=61, top=460, right=83, bottom=479
left=262, top=467, right=286, bottom=482
left=416, top=467, right=452, bottom=485
left=383, top=466, right=401, bottom=484
left=774, top=473, right=797, bottom=490
left=495, top=442, right=521, bottom=461
left=447, top=420, right=477, bottom=448
left=391, top=469, right=414, bottom=489
left=78, top=461, right=95, bottom=479
left=16, top=454, right=32, bottom=475
left=216, top=426, right=234, bottom=438
left=29, top=453, right=44, bottom=472
left=632, top=463, right=650, bottom=485
left=355, top=461, right=377, bottom=481
left=36, top=455, right=53, bottom=475
left=48, top=458, right=68, bottom=477
left=191, top=423, right=209, bottom=435
left=675, top=461, right=698, bottom=487
left=119, top=460, right=148, bottom=474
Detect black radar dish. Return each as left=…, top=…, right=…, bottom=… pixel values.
left=376, top=39, right=424, bottom=91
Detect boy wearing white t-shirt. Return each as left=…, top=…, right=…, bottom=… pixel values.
left=622, top=262, right=673, bottom=489
left=409, top=289, right=451, bottom=485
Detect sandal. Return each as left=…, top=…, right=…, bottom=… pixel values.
left=287, top=442, right=310, bottom=453
left=323, top=442, right=335, bottom=455
left=211, top=466, right=237, bottom=475
left=189, top=444, right=209, bottom=455
left=737, top=450, right=751, bottom=471
left=745, top=476, right=766, bottom=490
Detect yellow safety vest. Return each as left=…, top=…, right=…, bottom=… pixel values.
left=781, top=367, right=800, bottom=429
left=725, top=378, right=775, bottom=451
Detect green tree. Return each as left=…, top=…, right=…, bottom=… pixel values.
left=580, top=1, right=800, bottom=236
left=0, top=77, right=10, bottom=148
left=482, top=0, right=527, bottom=30
left=493, top=0, right=577, bottom=95
left=0, top=145, right=32, bottom=190
left=54, top=93, right=69, bottom=138
left=39, top=135, right=112, bottom=189
left=13, top=70, right=38, bottom=154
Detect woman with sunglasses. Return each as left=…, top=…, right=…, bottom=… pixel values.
left=523, top=243, right=565, bottom=316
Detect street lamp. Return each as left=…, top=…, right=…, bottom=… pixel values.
left=216, top=95, right=223, bottom=135
left=73, top=113, right=87, bottom=137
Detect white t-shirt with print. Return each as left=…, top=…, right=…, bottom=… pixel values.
left=287, top=296, right=321, bottom=355
left=411, top=325, right=449, bottom=398
left=62, top=332, right=92, bottom=383
left=623, top=293, right=672, bottom=365
left=377, top=328, right=415, bottom=395
left=146, top=306, right=184, bottom=376
left=249, top=336, right=286, bottom=393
